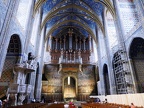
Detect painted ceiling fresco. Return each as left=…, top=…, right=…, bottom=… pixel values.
left=35, top=0, right=114, bottom=40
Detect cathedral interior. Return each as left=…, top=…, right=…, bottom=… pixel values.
left=0, top=0, right=144, bottom=107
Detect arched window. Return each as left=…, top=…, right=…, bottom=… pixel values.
left=7, top=34, right=21, bottom=55
left=105, top=10, right=117, bottom=49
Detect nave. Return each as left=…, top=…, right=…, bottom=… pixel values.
left=1, top=0, right=144, bottom=108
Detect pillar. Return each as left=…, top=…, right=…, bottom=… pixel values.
left=83, top=37, right=86, bottom=51
left=88, top=35, right=92, bottom=51
left=63, top=35, right=66, bottom=50
left=60, top=38, right=62, bottom=50
left=75, top=36, right=78, bottom=50
left=55, top=38, right=58, bottom=52
left=48, top=35, right=52, bottom=51
left=79, top=39, right=81, bottom=50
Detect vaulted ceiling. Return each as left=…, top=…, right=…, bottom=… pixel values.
left=34, top=0, right=115, bottom=42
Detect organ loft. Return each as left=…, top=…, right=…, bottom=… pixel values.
left=43, top=28, right=96, bottom=101
left=0, top=0, right=144, bottom=107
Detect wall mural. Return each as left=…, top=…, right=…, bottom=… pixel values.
left=78, top=65, right=96, bottom=101
left=42, top=64, right=96, bottom=101
left=42, top=65, right=62, bottom=101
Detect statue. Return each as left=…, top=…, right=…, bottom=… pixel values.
left=23, top=52, right=37, bottom=69
left=28, top=52, right=36, bottom=60
left=79, top=64, right=83, bottom=73
left=58, top=64, right=62, bottom=74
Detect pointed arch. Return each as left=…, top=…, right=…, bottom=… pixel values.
left=0, top=34, right=22, bottom=97
left=34, top=0, right=66, bottom=15
left=103, top=64, right=110, bottom=95
left=94, top=0, right=115, bottom=18
left=129, top=37, right=144, bottom=93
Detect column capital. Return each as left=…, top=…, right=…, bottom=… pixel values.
left=49, top=35, right=53, bottom=39
left=55, top=38, right=58, bottom=41
left=88, top=35, right=91, bottom=40
left=83, top=37, right=86, bottom=41
left=68, top=28, right=73, bottom=36
left=60, top=39, right=62, bottom=43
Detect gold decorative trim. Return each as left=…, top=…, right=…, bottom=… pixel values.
left=94, top=0, right=115, bottom=18
left=34, top=0, right=66, bottom=15
left=34, top=0, right=46, bottom=15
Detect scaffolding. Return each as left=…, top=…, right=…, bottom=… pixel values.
left=112, top=48, right=133, bottom=94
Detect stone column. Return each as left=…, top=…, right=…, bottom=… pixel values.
left=65, top=51, right=68, bottom=63
left=69, top=35, right=72, bottom=50
left=74, top=51, right=76, bottom=62
left=55, top=38, right=58, bottom=52
left=29, top=70, right=36, bottom=101
left=75, top=36, right=78, bottom=50
left=83, top=37, right=86, bottom=51
left=79, top=39, right=81, bottom=50
left=48, top=36, right=53, bottom=51
left=97, top=27, right=106, bottom=95
left=68, top=29, right=73, bottom=50
left=88, top=35, right=92, bottom=51
left=78, top=49, right=82, bottom=64
left=52, top=38, right=54, bottom=50
left=63, top=35, right=66, bottom=50
left=34, top=26, right=46, bottom=101
left=60, top=38, right=62, bottom=49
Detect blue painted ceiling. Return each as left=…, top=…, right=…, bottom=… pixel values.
left=42, top=0, right=104, bottom=38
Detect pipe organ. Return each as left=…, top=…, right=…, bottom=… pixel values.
left=48, top=29, right=93, bottom=64
left=59, top=49, right=82, bottom=64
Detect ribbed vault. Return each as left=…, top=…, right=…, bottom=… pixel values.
left=34, top=0, right=115, bottom=43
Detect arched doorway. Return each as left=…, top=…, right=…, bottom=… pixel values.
left=0, top=34, right=21, bottom=97
left=63, top=76, right=76, bottom=101
left=129, top=37, right=144, bottom=93
left=103, top=64, right=110, bottom=95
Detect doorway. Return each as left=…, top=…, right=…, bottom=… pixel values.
left=129, top=37, right=144, bottom=93
left=63, top=76, right=77, bottom=101
left=103, top=64, right=110, bottom=95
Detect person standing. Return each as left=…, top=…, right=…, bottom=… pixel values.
left=130, top=103, right=136, bottom=108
